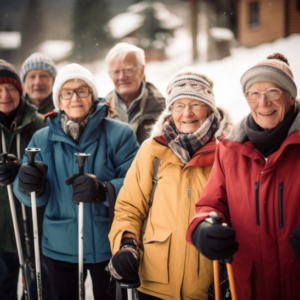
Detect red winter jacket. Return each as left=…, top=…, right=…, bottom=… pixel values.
left=187, top=116, right=300, bottom=300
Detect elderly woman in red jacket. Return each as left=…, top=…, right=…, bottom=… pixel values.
left=187, top=53, right=300, bottom=300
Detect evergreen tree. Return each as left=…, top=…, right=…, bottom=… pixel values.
left=71, top=0, right=113, bottom=62
left=136, top=0, right=172, bottom=51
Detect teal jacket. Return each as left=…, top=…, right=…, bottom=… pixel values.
left=14, top=99, right=139, bottom=263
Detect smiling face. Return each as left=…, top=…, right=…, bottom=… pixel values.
left=247, top=81, right=295, bottom=130
left=0, top=83, right=20, bottom=116
left=109, top=52, right=145, bottom=105
left=24, top=69, right=53, bottom=106
left=59, top=79, right=93, bottom=123
left=172, top=98, right=209, bottom=134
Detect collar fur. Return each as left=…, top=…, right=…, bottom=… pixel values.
left=150, top=106, right=233, bottom=142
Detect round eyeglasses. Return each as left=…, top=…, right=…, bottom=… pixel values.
left=59, top=87, right=92, bottom=100
left=171, top=102, right=205, bottom=112
left=245, top=88, right=283, bottom=103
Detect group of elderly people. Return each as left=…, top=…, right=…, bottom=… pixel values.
left=0, top=42, right=299, bottom=300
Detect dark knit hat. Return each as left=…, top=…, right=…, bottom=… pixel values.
left=240, top=53, right=297, bottom=99
left=20, top=52, right=57, bottom=83
left=0, top=59, right=23, bottom=96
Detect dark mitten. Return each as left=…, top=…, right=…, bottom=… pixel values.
left=290, top=228, right=300, bottom=261
left=192, top=219, right=239, bottom=260
left=0, top=154, right=21, bottom=186
left=65, top=174, right=106, bottom=204
left=18, top=162, right=48, bottom=197
left=108, top=238, right=139, bottom=281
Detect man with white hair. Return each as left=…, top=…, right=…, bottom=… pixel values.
left=105, top=43, right=165, bottom=144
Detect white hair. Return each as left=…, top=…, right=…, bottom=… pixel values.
left=105, top=43, right=145, bottom=70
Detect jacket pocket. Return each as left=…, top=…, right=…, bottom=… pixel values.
left=232, top=255, right=253, bottom=300
left=43, top=216, right=77, bottom=255
left=93, top=216, right=111, bottom=254
left=140, top=229, right=172, bottom=284
left=292, top=261, right=300, bottom=299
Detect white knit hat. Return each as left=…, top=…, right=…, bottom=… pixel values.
left=52, top=64, right=98, bottom=109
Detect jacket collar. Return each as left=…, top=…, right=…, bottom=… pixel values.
left=152, top=136, right=217, bottom=167
left=46, top=98, right=108, bottom=149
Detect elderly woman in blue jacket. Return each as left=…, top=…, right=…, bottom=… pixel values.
left=13, top=63, right=140, bottom=299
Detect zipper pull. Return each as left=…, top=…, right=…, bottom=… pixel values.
left=188, top=186, right=191, bottom=200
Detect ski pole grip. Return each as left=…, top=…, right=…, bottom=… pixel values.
left=25, top=147, right=41, bottom=166
left=0, top=153, right=7, bottom=165
left=75, top=153, right=90, bottom=175
left=209, top=211, right=222, bottom=225
left=119, top=275, right=141, bottom=289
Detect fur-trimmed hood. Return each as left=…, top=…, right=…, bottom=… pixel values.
left=150, top=106, right=233, bottom=141
left=225, top=99, right=300, bottom=143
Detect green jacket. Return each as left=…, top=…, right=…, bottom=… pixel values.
left=0, top=101, right=46, bottom=252
left=24, top=93, right=55, bottom=115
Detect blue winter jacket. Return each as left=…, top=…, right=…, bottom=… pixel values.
left=14, top=99, right=140, bottom=264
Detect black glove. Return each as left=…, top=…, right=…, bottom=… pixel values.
left=290, top=228, right=300, bottom=261
left=192, top=219, right=239, bottom=260
left=0, top=154, right=21, bottom=186
left=18, top=162, right=48, bottom=198
left=108, top=238, right=139, bottom=281
left=65, top=173, right=106, bottom=204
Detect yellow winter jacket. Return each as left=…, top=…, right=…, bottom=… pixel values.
left=109, top=134, right=220, bottom=300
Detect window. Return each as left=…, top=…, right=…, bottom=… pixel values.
left=249, top=1, right=259, bottom=29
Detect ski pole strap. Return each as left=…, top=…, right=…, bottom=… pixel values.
left=104, top=181, right=116, bottom=226
left=141, top=157, right=161, bottom=245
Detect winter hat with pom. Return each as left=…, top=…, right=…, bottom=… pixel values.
left=240, top=53, right=297, bottom=99
left=20, top=52, right=57, bottom=83
left=52, top=64, right=98, bottom=109
left=0, top=59, right=23, bottom=96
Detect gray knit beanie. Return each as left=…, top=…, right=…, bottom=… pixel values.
left=20, top=52, right=57, bottom=83
left=240, top=53, right=297, bottom=99
left=166, top=72, right=216, bottom=113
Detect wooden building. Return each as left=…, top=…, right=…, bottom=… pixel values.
left=238, top=0, right=300, bottom=46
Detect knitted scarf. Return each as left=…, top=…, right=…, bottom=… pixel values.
left=61, top=102, right=97, bottom=143
left=245, top=105, right=298, bottom=157
left=163, top=112, right=219, bottom=164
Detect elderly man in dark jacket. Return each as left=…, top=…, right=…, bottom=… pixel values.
left=105, top=43, right=165, bottom=144
left=20, top=52, right=56, bottom=115
left=0, top=59, right=48, bottom=300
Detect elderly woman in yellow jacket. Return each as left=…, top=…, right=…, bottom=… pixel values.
left=108, top=69, right=233, bottom=300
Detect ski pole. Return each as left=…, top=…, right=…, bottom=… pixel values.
left=0, top=153, right=31, bottom=300
left=209, top=211, right=237, bottom=300
left=75, top=152, right=90, bottom=300
left=119, top=276, right=140, bottom=300
left=16, top=134, right=36, bottom=282
left=209, top=212, right=222, bottom=300
left=26, top=147, right=42, bottom=300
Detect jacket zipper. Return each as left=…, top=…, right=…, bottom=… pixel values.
left=188, top=186, right=191, bottom=200
left=279, top=182, right=284, bottom=228
left=255, top=181, right=260, bottom=226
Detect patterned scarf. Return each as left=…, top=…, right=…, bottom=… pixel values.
left=61, top=102, right=97, bottom=143
left=163, top=113, right=219, bottom=164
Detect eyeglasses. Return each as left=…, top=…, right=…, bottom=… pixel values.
left=0, top=85, right=18, bottom=96
left=244, top=88, right=283, bottom=103
left=171, top=102, right=205, bottom=112
left=108, top=66, right=139, bottom=78
left=59, top=87, right=92, bottom=100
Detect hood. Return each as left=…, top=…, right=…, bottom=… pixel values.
left=150, top=106, right=233, bottom=142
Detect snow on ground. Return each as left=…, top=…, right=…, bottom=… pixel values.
left=90, top=29, right=300, bottom=124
